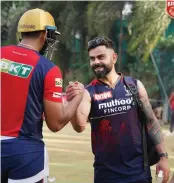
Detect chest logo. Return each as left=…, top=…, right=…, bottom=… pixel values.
left=94, top=91, right=112, bottom=101
left=124, top=85, right=132, bottom=96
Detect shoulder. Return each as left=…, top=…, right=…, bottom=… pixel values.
left=86, top=79, right=102, bottom=89
left=38, top=55, right=56, bottom=67
left=123, top=75, right=147, bottom=98
left=37, top=55, right=62, bottom=74
left=85, top=79, right=100, bottom=93
left=136, top=79, right=145, bottom=89
left=136, top=79, right=148, bottom=98
left=85, top=79, right=102, bottom=101
left=123, top=75, right=143, bottom=88
left=1, top=45, right=11, bottom=48
left=123, top=75, right=139, bottom=89
left=1, top=45, right=13, bottom=52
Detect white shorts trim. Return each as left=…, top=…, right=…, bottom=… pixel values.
left=0, top=136, right=16, bottom=140
left=8, top=146, right=49, bottom=183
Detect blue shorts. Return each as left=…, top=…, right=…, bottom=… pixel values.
left=1, top=137, right=49, bottom=183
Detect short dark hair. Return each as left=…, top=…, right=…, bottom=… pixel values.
left=21, top=30, right=45, bottom=39
left=88, top=37, right=115, bottom=52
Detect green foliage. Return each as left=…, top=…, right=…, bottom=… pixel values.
left=87, top=2, right=124, bottom=36
left=1, top=1, right=29, bottom=44
left=58, top=2, right=88, bottom=49
left=154, top=35, right=174, bottom=95
left=128, top=58, right=161, bottom=99
left=157, top=35, right=174, bottom=51
left=1, top=1, right=173, bottom=98
left=128, top=1, right=171, bottom=61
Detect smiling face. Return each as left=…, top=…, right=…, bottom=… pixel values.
left=89, top=45, right=117, bottom=79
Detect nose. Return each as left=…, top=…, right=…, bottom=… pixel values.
left=93, top=58, right=101, bottom=64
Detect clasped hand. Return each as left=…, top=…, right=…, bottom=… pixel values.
left=65, top=81, right=84, bottom=101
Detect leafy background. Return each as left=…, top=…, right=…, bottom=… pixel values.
left=1, top=0, right=174, bottom=104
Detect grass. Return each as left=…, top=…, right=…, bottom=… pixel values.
left=43, top=124, right=174, bottom=183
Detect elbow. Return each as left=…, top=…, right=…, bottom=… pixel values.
left=48, top=126, right=60, bottom=133
left=54, top=123, right=66, bottom=132
left=45, top=116, right=69, bottom=132
left=47, top=123, right=65, bottom=133
left=74, top=126, right=85, bottom=133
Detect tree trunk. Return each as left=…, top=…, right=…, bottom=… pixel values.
left=118, top=14, right=123, bottom=72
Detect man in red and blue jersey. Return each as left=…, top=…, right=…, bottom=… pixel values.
left=68, top=37, right=170, bottom=183
left=1, top=8, right=84, bottom=183
left=169, top=91, right=174, bottom=133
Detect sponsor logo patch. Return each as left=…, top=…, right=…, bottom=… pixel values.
left=98, top=97, right=134, bottom=115
left=0, top=58, right=33, bottom=78
left=55, top=78, right=62, bottom=87
left=94, top=91, right=112, bottom=101
left=52, top=92, right=62, bottom=98
left=19, top=24, right=36, bottom=29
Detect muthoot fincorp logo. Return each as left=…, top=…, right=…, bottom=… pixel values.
left=99, top=97, right=133, bottom=109
left=98, top=97, right=134, bottom=114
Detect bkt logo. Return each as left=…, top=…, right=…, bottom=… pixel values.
left=94, top=91, right=112, bottom=101
left=0, top=58, right=33, bottom=78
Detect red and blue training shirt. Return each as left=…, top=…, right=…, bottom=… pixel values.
left=1, top=45, right=63, bottom=140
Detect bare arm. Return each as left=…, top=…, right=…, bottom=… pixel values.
left=137, top=80, right=165, bottom=154
left=44, top=94, right=83, bottom=132
left=137, top=80, right=170, bottom=182
left=43, top=66, right=84, bottom=132
left=70, top=89, right=91, bottom=133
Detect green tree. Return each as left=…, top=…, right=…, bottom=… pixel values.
left=87, top=1, right=129, bottom=71
left=128, top=1, right=171, bottom=61
left=2, top=1, right=173, bottom=94
left=1, top=1, right=29, bottom=44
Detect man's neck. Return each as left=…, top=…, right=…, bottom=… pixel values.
left=19, top=39, right=40, bottom=52
left=99, top=72, right=121, bottom=88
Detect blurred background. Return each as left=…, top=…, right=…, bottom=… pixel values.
left=1, top=1, right=174, bottom=183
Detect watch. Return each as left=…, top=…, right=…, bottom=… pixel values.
left=159, top=152, right=168, bottom=159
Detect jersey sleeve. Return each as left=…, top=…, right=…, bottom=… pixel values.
left=44, top=66, right=63, bottom=103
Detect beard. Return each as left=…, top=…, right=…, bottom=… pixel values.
left=92, top=63, right=112, bottom=79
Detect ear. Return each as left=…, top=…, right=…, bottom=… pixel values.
left=39, top=31, right=47, bottom=41
left=113, top=53, right=118, bottom=64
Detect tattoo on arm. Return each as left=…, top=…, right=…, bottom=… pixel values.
left=140, top=97, right=164, bottom=146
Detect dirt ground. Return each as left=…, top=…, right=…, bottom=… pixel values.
left=43, top=124, right=174, bottom=183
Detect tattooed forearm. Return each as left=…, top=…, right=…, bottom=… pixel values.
left=140, top=97, right=164, bottom=146
left=137, top=79, right=166, bottom=153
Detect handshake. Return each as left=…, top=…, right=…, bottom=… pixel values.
left=64, top=81, right=85, bottom=102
